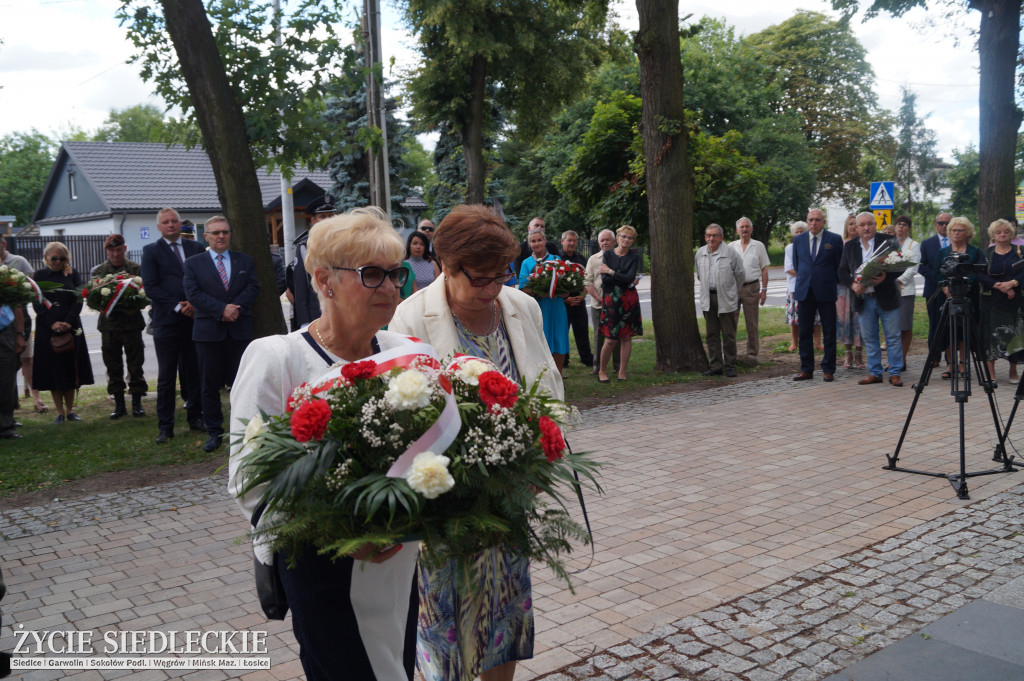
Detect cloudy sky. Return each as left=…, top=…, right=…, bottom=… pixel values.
left=0, top=0, right=981, bottom=162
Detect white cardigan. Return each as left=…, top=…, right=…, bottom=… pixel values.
left=390, top=277, right=564, bottom=401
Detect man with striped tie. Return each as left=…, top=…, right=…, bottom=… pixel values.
left=183, top=216, right=259, bottom=453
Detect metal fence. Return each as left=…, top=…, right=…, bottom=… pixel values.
left=6, top=235, right=108, bottom=273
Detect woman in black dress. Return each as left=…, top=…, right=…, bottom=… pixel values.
left=980, top=219, right=1024, bottom=383
left=597, top=224, right=642, bottom=382
left=32, top=242, right=93, bottom=422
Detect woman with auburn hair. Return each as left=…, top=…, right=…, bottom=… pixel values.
left=32, top=241, right=94, bottom=422
left=391, top=204, right=561, bottom=681
left=597, top=225, right=642, bottom=382
left=228, top=206, right=419, bottom=681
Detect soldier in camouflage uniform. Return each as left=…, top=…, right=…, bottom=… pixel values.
left=92, top=234, right=147, bottom=418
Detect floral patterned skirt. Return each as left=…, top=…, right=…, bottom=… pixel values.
left=416, top=547, right=533, bottom=681
left=836, top=285, right=862, bottom=346
left=600, top=286, right=643, bottom=340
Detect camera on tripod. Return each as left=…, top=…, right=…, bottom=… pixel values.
left=939, top=252, right=987, bottom=297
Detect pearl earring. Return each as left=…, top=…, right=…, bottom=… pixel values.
left=327, top=289, right=334, bottom=297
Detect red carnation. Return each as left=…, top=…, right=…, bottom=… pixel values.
left=478, top=371, right=518, bottom=410
left=341, top=360, right=378, bottom=382
left=538, top=416, right=565, bottom=462
left=290, top=399, right=332, bottom=442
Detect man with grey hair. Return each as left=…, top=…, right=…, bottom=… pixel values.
left=839, top=212, right=904, bottom=386
left=729, top=216, right=770, bottom=364
left=584, top=229, right=618, bottom=373
left=792, top=208, right=844, bottom=381
left=560, top=229, right=594, bottom=370
left=696, top=224, right=747, bottom=377
left=141, top=207, right=205, bottom=444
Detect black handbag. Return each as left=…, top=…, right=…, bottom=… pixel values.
left=252, top=501, right=289, bottom=620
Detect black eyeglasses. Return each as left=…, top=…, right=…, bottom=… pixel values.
left=461, top=266, right=515, bottom=287
left=48, top=256, right=67, bottom=262
left=419, top=227, right=434, bottom=232
left=332, top=265, right=409, bottom=289
left=936, top=221, right=950, bottom=226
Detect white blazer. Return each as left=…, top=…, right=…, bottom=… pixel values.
left=391, top=277, right=564, bottom=401
left=896, top=237, right=921, bottom=297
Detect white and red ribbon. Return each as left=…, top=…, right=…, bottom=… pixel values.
left=103, top=279, right=140, bottom=317
left=26, top=278, right=51, bottom=309
left=310, top=340, right=463, bottom=478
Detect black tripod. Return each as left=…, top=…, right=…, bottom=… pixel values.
left=886, top=278, right=1016, bottom=499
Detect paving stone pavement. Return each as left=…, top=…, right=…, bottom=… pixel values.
left=3, top=360, right=1024, bottom=681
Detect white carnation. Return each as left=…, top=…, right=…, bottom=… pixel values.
left=242, top=415, right=266, bottom=445
left=100, top=287, right=111, bottom=296
left=456, top=359, right=494, bottom=386
left=384, top=370, right=432, bottom=410
left=404, top=451, right=455, bottom=499
left=22, top=282, right=32, bottom=290
left=0, top=265, right=8, bottom=273
left=132, top=276, right=143, bottom=286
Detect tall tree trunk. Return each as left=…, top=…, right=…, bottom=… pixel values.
left=160, top=0, right=286, bottom=337
left=462, top=53, right=487, bottom=204
left=972, top=0, right=1023, bottom=231
left=635, top=0, right=706, bottom=371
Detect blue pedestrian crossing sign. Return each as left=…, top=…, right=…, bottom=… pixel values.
left=869, top=181, right=895, bottom=210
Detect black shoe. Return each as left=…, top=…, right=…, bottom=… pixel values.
left=155, top=430, right=174, bottom=444
left=131, top=394, right=146, bottom=417
left=725, top=368, right=737, bottom=377
left=53, top=414, right=65, bottom=424
left=110, top=393, right=127, bottom=419
left=188, top=418, right=205, bottom=432
left=0, top=429, right=22, bottom=439
left=66, top=413, right=82, bottom=422
left=702, top=368, right=723, bottom=376
left=203, top=435, right=222, bottom=453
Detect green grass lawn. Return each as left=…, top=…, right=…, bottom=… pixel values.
left=0, top=384, right=227, bottom=501
left=0, top=300, right=935, bottom=501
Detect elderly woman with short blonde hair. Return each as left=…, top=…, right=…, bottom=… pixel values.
left=228, top=206, right=420, bottom=681
left=32, top=241, right=94, bottom=422
left=936, top=216, right=985, bottom=379
left=980, top=218, right=1024, bottom=383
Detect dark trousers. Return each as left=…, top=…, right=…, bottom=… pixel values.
left=0, top=325, right=18, bottom=433
left=195, top=338, right=248, bottom=437
left=798, top=290, right=837, bottom=374
left=704, top=292, right=738, bottom=371
left=277, top=546, right=418, bottom=681
left=154, top=325, right=201, bottom=431
left=565, top=302, right=594, bottom=366
left=101, top=329, right=147, bottom=395
left=926, top=289, right=945, bottom=362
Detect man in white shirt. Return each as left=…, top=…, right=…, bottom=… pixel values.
left=696, top=224, right=747, bottom=377
left=730, top=216, right=770, bottom=364
left=584, top=229, right=617, bottom=374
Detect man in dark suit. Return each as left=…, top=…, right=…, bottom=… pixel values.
left=918, top=212, right=951, bottom=368
left=839, top=212, right=904, bottom=386
left=183, top=216, right=260, bottom=452
left=141, top=207, right=205, bottom=444
left=792, top=208, right=844, bottom=381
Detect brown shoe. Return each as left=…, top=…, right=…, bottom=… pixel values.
left=792, top=372, right=813, bottom=381
left=889, top=375, right=903, bottom=387
left=823, top=373, right=834, bottom=382
left=859, top=375, right=883, bottom=385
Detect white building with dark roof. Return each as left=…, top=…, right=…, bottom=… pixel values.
left=32, top=142, right=335, bottom=253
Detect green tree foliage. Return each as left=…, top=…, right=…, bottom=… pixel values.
left=93, top=104, right=171, bottom=143
left=0, top=131, right=56, bottom=226
left=117, top=0, right=348, bottom=175
left=321, top=44, right=415, bottom=217
left=831, top=0, right=1022, bottom=230
left=402, top=0, right=608, bottom=203
left=893, top=86, right=939, bottom=218
left=745, top=11, right=879, bottom=200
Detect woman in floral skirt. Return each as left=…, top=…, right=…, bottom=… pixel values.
left=597, top=225, right=642, bottom=382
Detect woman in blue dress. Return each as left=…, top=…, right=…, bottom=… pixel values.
left=518, top=225, right=569, bottom=374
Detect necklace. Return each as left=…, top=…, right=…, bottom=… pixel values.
left=314, top=319, right=330, bottom=350
left=452, top=301, right=499, bottom=337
